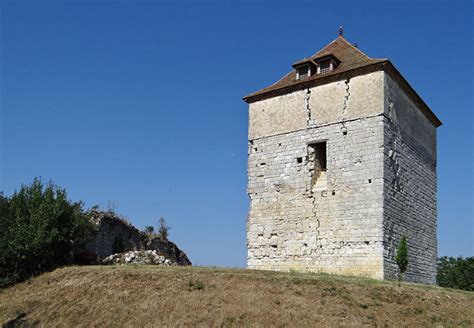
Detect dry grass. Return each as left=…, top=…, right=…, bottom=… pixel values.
left=1, top=265, right=472, bottom=327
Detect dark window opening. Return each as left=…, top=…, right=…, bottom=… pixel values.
left=297, top=66, right=309, bottom=80
left=308, top=142, right=327, bottom=191
left=319, top=60, right=331, bottom=74
left=296, top=157, right=303, bottom=164
left=310, top=142, right=327, bottom=171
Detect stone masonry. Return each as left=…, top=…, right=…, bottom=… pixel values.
left=84, top=210, right=191, bottom=266
left=243, top=34, right=441, bottom=284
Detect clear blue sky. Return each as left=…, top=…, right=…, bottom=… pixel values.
left=1, top=0, right=472, bottom=267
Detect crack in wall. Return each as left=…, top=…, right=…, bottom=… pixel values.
left=386, top=99, right=403, bottom=193
left=342, top=78, right=351, bottom=120
left=338, top=78, right=352, bottom=135
left=311, top=195, right=321, bottom=257
left=305, top=88, right=312, bottom=124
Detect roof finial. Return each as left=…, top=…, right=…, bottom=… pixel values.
left=339, top=26, right=344, bottom=36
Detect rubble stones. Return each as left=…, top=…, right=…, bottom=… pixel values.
left=102, top=250, right=176, bottom=266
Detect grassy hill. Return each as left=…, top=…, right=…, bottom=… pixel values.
left=1, top=266, right=472, bottom=327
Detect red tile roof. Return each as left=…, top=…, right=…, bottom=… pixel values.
left=243, top=36, right=441, bottom=127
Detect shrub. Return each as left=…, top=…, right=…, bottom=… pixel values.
left=395, top=235, right=408, bottom=282
left=158, top=217, right=170, bottom=240
left=437, top=256, right=474, bottom=291
left=188, top=279, right=205, bottom=290
left=0, top=178, right=95, bottom=287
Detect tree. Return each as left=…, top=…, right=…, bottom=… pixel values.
left=157, top=217, right=170, bottom=240
left=0, top=178, right=95, bottom=287
left=437, top=256, right=474, bottom=291
left=144, top=226, right=154, bottom=235
left=395, top=235, right=408, bottom=284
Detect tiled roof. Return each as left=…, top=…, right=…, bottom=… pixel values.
left=243, top=36, right=442, bottom=127
left=243, top=36, right=385, bottom=101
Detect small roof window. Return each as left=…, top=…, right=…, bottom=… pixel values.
left=297, top=66, right=310, bottom=80
left=314, top=54, right=340, bottom=75
left=293, top=61, right=316, bottom=81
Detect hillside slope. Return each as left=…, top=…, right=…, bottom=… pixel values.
left=1, top=266, right=472, bottom=327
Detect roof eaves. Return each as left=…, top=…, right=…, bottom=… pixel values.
left=243, top=60, right=442, bottom=128
left=243, top=60, right=387, bottom=103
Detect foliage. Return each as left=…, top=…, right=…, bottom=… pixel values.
left=437, top=256, right=474, bottom=291
left=158, top=217, right=170, bottom=240
left=0, top=178, right=96, bottom=288
left=395, top=235, right=408, bottom=282
left=144, top=226, right=154, bottom=235
left=188, top=279, right=205, bottom=290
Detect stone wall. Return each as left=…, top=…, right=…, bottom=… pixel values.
left=84, top=210, right=191, bottom=265
left=247, top=116, right=385, bottom=278
left=382, top=74, right=437, bottom=284
left=246, top=70, right=438, bottom=283
left=85, top=212, right=145, bottom=260
left=247, top=71, right=387, bottom=279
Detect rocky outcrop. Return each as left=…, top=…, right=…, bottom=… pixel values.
left=83, top=209, right=191, bottom=266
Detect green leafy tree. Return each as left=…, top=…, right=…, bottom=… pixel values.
left=437, top=256, right=474, bottom=291
left=395, top=235, right=408, bottom=283
left=0, top=178, right=95, bottom=287
left=158, top=217, right=170, bottom=240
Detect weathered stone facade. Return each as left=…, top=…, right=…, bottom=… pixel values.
left=244, top=36, right=441, bottom=284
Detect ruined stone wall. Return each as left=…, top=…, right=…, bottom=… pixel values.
left=382, top=73, right=437, bottom=284
left=84, top=211, right=191, bottom=265
left=85, top=214, right=145, bottom=260
left=247, top=71, right=386, bottom=279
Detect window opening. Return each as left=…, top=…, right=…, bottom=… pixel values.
left=308, top=142, right=327, bottom=192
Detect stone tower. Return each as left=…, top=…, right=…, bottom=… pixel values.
left=243, top=34, right=441, bottom=284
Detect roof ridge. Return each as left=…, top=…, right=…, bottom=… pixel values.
left=336, top=36, right=372, bottom=59
left=308, top=36, right=340, bottom=59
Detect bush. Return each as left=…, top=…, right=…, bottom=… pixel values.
left=0, top=178, right=95, bottom=288
left=395, top=235, right=408, bottom=283
left=437, top=256, right=474, bottom=291
left=158, top=217, right=170, bottom=240
left=144, top=226, right=154, bottom=235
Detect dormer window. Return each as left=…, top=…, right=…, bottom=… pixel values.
left=292, top=54, right=340, bottom=80
left=297, top=66, right=310, bottom=80
left=314, top=54, right=340, bottom=75
left=319, top=60, right=331, bottom=74
left=292, top=60, right=316, bottom=81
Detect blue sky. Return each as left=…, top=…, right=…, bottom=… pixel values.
left=1, top=0, right=472, bottom=267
